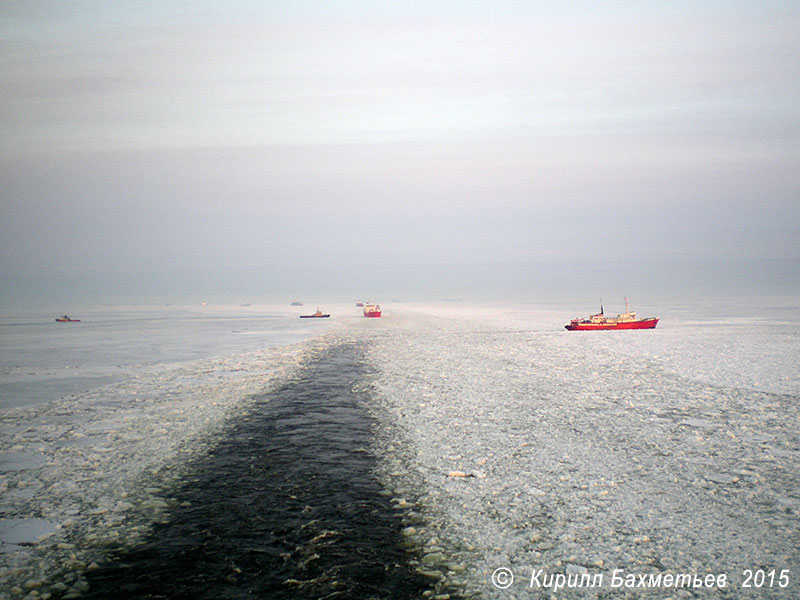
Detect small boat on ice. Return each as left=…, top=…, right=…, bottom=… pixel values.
left=55, top=315, right=80, bottom=322
left=565, top=299, right=658, bottom=331
left=363, top=304, right=381, bottom=318
left=300, top=308, right=330, bottom=318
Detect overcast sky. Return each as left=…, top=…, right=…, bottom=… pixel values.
left=1, top=1, right=798, bottom=305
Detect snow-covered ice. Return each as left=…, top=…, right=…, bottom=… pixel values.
left=357, top=300, right=800, bottom=599
left=0, top=305, right=341, bottom=595
left=1, top=299, right=798, bottom=599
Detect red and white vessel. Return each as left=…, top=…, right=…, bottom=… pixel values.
left=565, top=299, right=658, bottom=331
left=363, top=303, right=382, bottom=318
left=55, top=315, right=80, bottom=322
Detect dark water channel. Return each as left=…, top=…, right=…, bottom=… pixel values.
left=83, top=342, right=436, bottom=599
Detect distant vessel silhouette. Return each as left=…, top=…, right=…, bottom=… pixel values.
left=363, top=304, right=381, bottom=318
left=300, top=308, right=330, bottom=318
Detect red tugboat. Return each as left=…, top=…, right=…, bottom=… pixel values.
left=55, top=315, right=80, bottom=322
left=565, top=299, right=658, bottom=331
left=299, top=307, right=330, bottom=318
left=363, top=303, right=381, bottom=318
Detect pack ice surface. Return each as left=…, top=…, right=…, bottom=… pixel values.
left=1, top=299, right=798, bottom=599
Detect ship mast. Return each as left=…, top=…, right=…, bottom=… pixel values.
left=625, top=297, right=629, bottom=313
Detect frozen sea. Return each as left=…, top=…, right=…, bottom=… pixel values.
left=0, top=298, right=798, bottom=599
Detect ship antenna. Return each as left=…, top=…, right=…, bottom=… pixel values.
left=625, top=297, right=629, bottom=313
left=600, top=298, right=604, bottom=315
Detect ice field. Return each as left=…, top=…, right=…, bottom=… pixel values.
left=1, top=299, right=798, bottom=598
left=360, top=300, right=800, bottom=598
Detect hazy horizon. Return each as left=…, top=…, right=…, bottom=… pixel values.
left=2, top=2, right=798, bottom=308
left=3, top=257, right=798, bottom=311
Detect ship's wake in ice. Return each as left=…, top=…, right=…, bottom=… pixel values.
left=1, top=301, right=798, bottom=599
left=80, top=341, right=433, bottom=600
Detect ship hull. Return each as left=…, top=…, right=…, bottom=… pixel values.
left=565, top=318, right=658, bottom=331
left=362, top=303, right=381, bottom=318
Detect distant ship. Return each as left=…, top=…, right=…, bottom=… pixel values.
left=290, top=300, right=304, bottom=306
left=363, top=304, right=381, bottom=318
left=355, top=301, right=364, bottom=307
left=565, top=299, right=658, bottom=331
left=55, top=315, right=80, bottom=322
left=300, top=308, right=330, bottom=318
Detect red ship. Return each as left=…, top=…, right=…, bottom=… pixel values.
left=55, top=315, right=80, bottom=322
left=363, top=304, right=381, bottom=318
left=299, top=308, right=330, bottom=318
left=565, top=299, right=658, bottom=331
